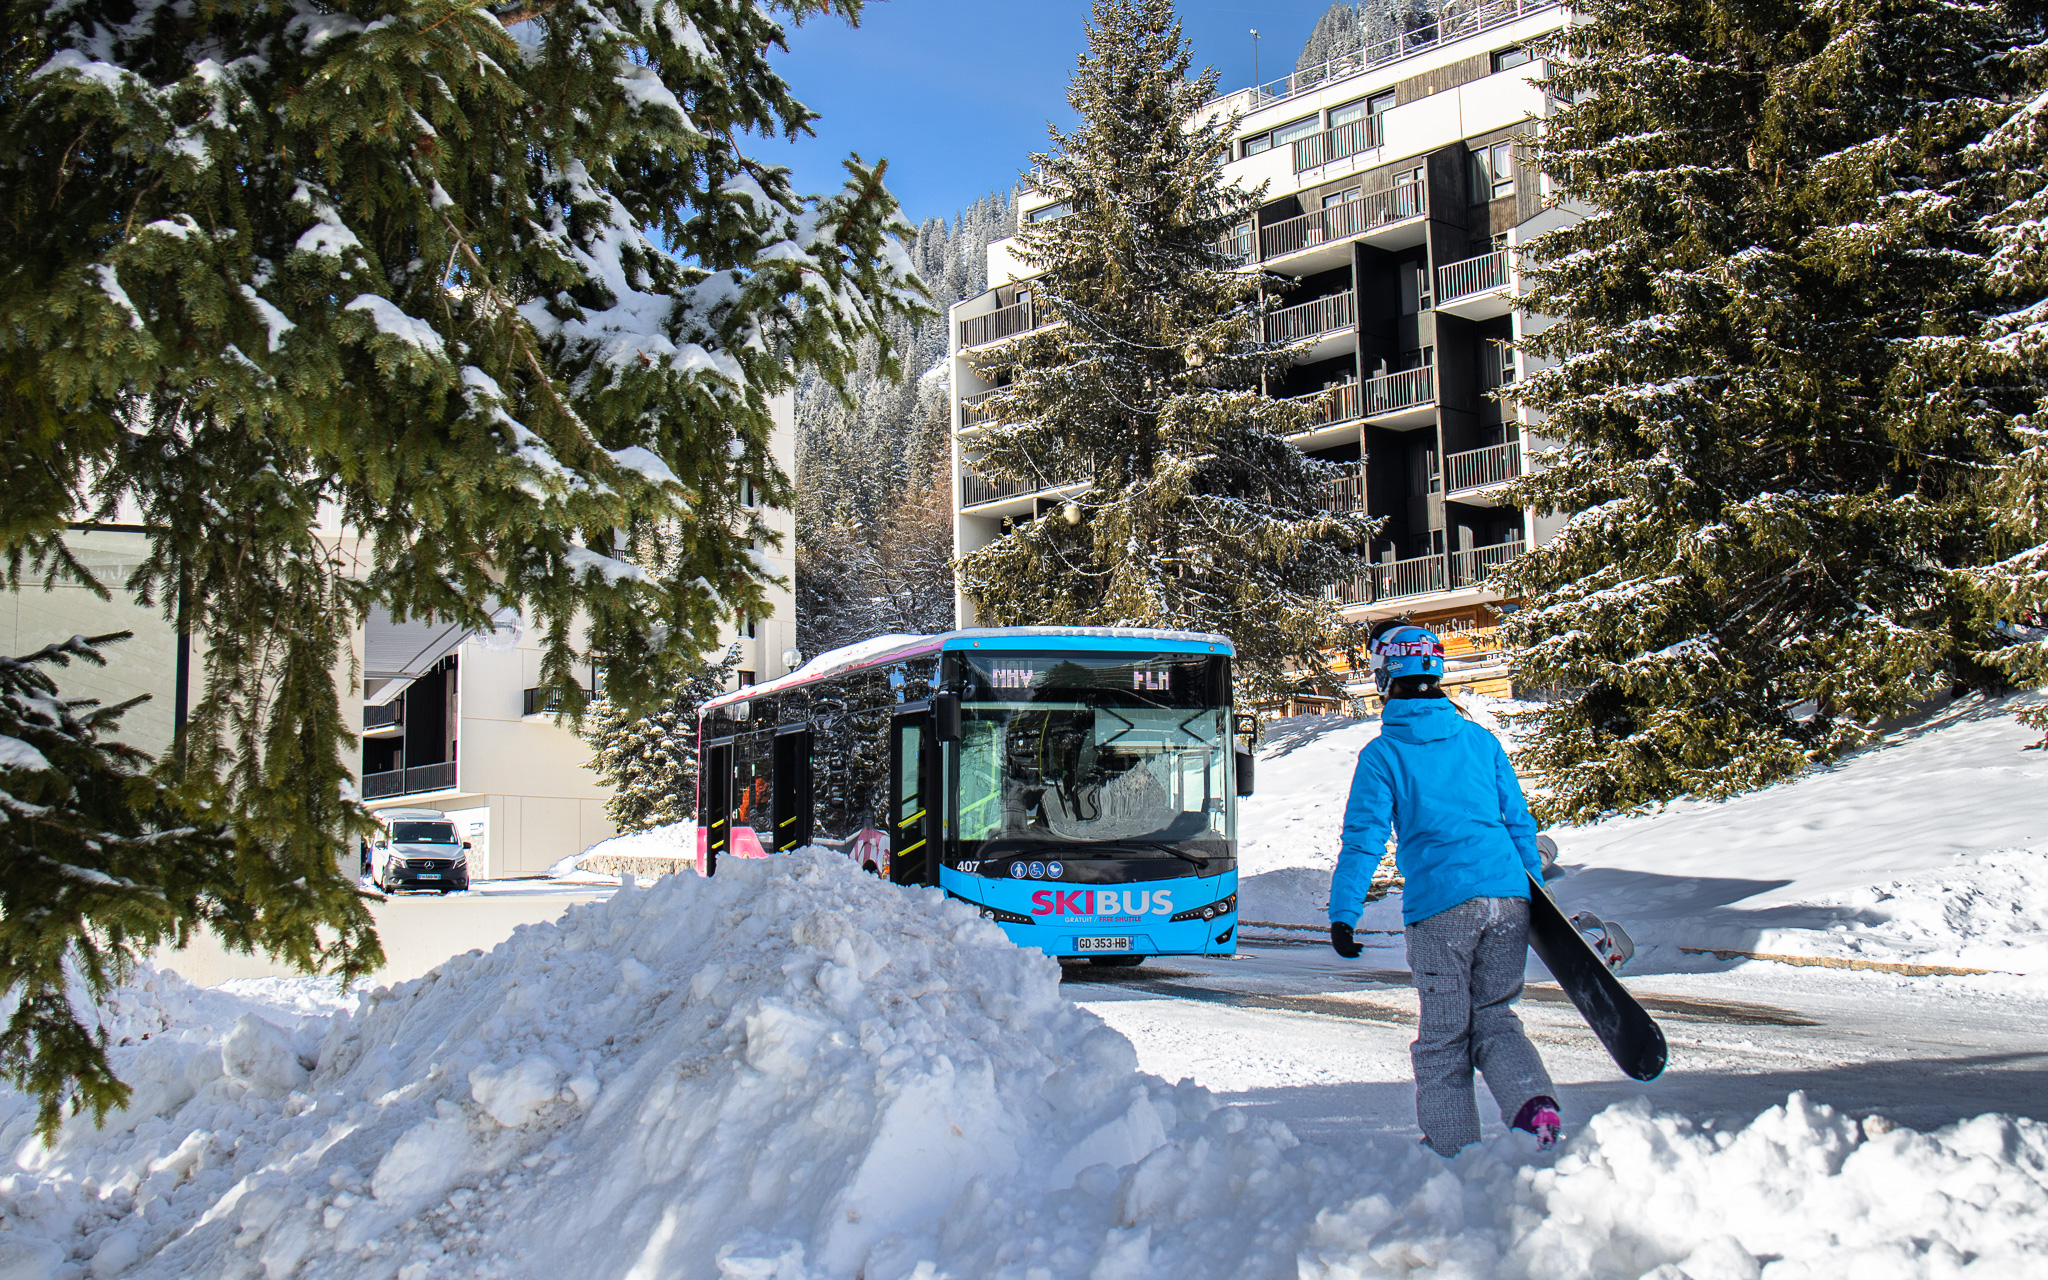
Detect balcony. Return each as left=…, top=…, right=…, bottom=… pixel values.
left=1452, top=538, right=1526, bottom=586
left=1208, top=0, right=1560, bottom=110
left=1259, top=182, right=1426, bottom=263
left=363, top=702, right=402, bottom=738
left=1444, top=439, right=1522, bottom=503
left=1361, top=365, right=1435, bottom=422
left=1320, top=466, right=1367, bottom=514
left=1435, top=249, right=1514, bottom=319
left=958, top=299, right=1041, bottom=349
left=362, top=761, right=457, bottom=801
left=959, top=388, right=1005, bottom=428
left=1266, top=291, right=1355, bottom=345
left=961, top=468, right=1088, bottom=509
left=1292, top=115, right=1383, bottom=173
left=1285, top=382, right=1360, bottom=433
left=1218, top=224, right=1255, bottom=266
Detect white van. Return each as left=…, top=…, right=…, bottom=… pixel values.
left=367, top=808, right=471, bottom=893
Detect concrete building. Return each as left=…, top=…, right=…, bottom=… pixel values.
left=360, top=394, right=801, bottom=875
left=5, top=395, right=799, bottom=877
left=949, top=0, right=1572, bottom=704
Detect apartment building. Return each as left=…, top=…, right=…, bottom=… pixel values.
left=6, top=395, right=800, bottom=877
left=949, top=0, right=1572, bottom=703
left=360, top=395, right=800, bottom=873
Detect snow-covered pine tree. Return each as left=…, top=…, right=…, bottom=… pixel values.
left=1, top=0, right=923, bottom=1117
left=583, top=645, right=742, bottom=833
left=0, top=634, right=239, bottom=1135
left=1501, top=0, right=2033, bottom=819
left=956, top=0, right=1374, bottom=696
left=1972, top=42, right=2048, bottom=744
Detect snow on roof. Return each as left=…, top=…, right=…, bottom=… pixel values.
left=699, top=626, right=1235, bottom=712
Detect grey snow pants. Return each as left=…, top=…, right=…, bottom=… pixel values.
left=1406, top=895, right=1554, bottom=1154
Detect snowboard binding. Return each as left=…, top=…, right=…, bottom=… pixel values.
left=1569, top=911, right=1636, bottom=973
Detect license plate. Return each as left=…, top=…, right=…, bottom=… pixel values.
left=1075, top=936, right=1131, bottom=952
left=417, top=873, right=440, bottom=880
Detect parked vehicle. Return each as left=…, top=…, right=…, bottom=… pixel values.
left=368, top=808, right=472, bottom=893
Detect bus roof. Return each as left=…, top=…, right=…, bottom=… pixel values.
left=698, top=626, right=1233, bottom=714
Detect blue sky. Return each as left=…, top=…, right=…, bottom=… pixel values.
left=768, top=1, right=1352, bottom=226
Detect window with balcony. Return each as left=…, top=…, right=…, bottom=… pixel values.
left=1242, top=114, right=1318, bottom=158
left=1472, top=141, right=1516, bottom=202
left=1492, top=46, right=1533, bottom=74
left=1484, top=338, right=1519, bottom=390
left=1026, top=202, right=1071, bottom=224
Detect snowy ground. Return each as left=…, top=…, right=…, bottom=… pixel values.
left=1240, top=691, right=2048, bottom=983
left=3, top=693, right=2045, bottom=1276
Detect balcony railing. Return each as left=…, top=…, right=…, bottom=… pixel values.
left=1375, top=553, right=1450, bottom=601
left=363, top=703, right=401, bottom=732
left=1444, top=439, right=1522, bottom=494
left=958, top=299, right=1040, bottom=349
left=1361, top=365, right=1435, bottom=418
left=362, top=761, right=457, bottom=801
left=1266, top=290, right=1355, bottom=344
left=1452, top=538, right=1526, bottom=585
left=1320, top=467, right=1367, bottom=514
left=1208, top=0, right=1560, bottom=109
left=1286, top=381, right=1361, bottom=430
left=1437, top=249, right=1512, bottom=304
left=1292, top=114, right=1384, bottom=172
left=1259, top=182, right=1425, bottom=261
left=961, top=469, right=1088, bottom=508
left=959, top=388, right=1005, bottom=427
left=1218, top=224, right=1255, bottom=265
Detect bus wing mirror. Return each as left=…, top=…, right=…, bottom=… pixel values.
left=1235, top=750, right=1256, bottom=796
left=933, top=693, right=962, bottom=742
left=1233, top=712, right=1259, bottom=742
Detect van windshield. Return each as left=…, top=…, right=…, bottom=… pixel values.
left=390, top=821, right=458, bottom=845
left=954, top=652, right=1232, bottom=859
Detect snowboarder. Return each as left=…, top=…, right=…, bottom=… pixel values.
left=1328, top=624, right=1564, bottom=1154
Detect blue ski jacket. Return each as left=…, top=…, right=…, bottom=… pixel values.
left=1328, top=697, right=1542, bottom=927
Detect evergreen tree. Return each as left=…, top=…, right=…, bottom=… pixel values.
left=584, top=644, right=741, bottom=832
left=956, top=0, right=1373, bottom=696
left=1501, top=0, right=2033, bottom=819
left=0, top=634, right=242, bottom=1135
left=1, top=0, right=922, bottom=1116
left=1972, top=39, right=2048, bottom=744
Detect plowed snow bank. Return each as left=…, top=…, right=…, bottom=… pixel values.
left=2, top=853, right=2043, bottom=1278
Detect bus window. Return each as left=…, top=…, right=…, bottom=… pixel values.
left=950, top=652, right=1233, bottom=863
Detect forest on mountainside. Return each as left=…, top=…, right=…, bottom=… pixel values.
left=793, top=190, right=1018, bottom=658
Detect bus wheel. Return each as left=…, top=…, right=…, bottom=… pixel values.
left=1088, top=956, right=1146, bottom=968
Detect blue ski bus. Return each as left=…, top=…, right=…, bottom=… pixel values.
left=694, top=627, right=1255, bottom=963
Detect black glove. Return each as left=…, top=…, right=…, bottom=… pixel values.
left=1330, top=921, right=1363, bottom=959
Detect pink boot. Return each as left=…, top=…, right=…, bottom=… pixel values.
left=1513, top=1096, right=1564, bottom=1150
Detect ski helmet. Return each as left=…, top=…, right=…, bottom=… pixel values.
left=1370, top=625, right=1445, bottom=694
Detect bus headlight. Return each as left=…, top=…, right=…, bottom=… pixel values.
left=1171, top=894, right=1235, bottom=922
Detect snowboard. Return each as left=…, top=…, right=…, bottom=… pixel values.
left=1525, top=874, right=1668, bottom=1081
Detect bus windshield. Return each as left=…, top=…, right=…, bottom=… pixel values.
left=955, top=652, right=1232, bottom=858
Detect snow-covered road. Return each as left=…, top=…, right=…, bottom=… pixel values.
left=1068, top=942, right=2048, bottom=1144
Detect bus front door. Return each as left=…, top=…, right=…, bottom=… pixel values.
left=700, top=739, right=733, bottom=876
left=771, top=725, right=814, bottom=852
left=888, top=709, right=936, bottom=886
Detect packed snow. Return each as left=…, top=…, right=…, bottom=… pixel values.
left=2, top=853, right=2045, bottom=1277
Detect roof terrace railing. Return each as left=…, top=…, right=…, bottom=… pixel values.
left=1208, top=0, right=1561, bottom=111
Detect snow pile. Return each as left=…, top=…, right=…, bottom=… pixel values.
left=1, top=853, right=2046, bottom=1276
left=546, top=820, right=696, bottom=880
